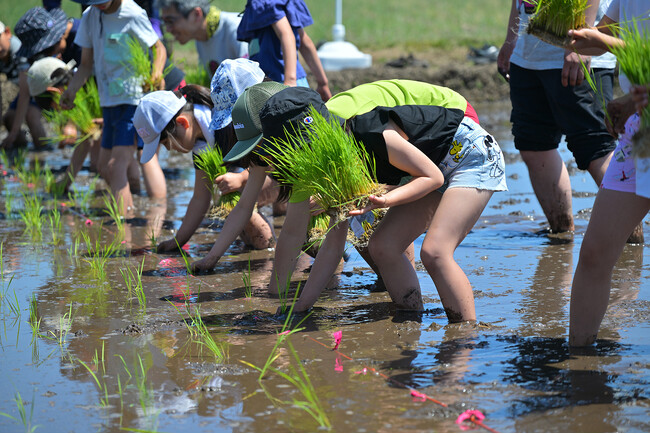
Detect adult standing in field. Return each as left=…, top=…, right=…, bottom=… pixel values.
left=236, top=0, right=332, bottom=102
left=159, top=0, right=248, bottom=77
left=497, top=0, right=643, bottom=242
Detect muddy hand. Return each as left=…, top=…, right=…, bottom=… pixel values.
left=157, top=238, right=181, bottom=253
left=190, top=256, right=217, bottom=273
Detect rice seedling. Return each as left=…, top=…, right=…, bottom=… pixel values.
left=302, top=213, right=330, bottom=257
left=46, top=303, right=74, bottom=349
left=0, top=149, right=9, bottom=171
left=18, top=192, right=44, bottom=238
left=195, top=146, right=241, bottom=218
left=123, top=35, right=173, bottom=93
left=348, top=208, right=387, bottom=248
left=78, top=358, right=110, bottom=407
left=134, top=354, right=157, bottom=428
left=121, top=258, right=147, bottom=314
left=526, top=0, right=590, bottom=47
left=4, top=189, right=14, bottom=219
left=261, top=339, right=331, bottom=429
left=263, top=107, right=384, bottom=225
left=188, top=306, right=229, bottom=361
left=0, top=242, right=4, bottom=282
left=174, top=238, right=192, bottom=274
left=68, top=175, right=98, bottom=214
left=49, top=207, right=63, bottom=245
left=0, top=391, right=40, bottom=432
left=2, top=286, right=21, bottom=318
left=103, top=191, right=125, bottom=233
left=81, top=230, right=121, bottom=281
left=242, top=255, right=253, bottom=298
left=605, top=18, right=650, bottom=156
left=43, top=79, right=103, bottom=147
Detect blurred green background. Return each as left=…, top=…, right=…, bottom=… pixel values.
left=2, top=0, right=510, bottom=56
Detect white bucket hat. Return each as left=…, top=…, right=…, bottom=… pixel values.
left=27, top=57, right=76, bottom=96
left=133, top=91, right=187, bottom=164
left=209, top=58, right=265, bottom=131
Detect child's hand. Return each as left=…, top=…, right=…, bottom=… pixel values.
left=348, top=194, right=387, bottom=216
left=605, top=94, right=636, bottom=137
left=215, top=172, right=244, bottom=195
left=157, top=238, right=181, bottom=253
left=60, top=88, right=76, bottom=110
left=308, top=197, right=325, bottom=216
left=92, top=118, right=104, bottom=126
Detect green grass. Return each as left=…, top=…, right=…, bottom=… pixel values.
left=1, top=0, right=509, bottom=58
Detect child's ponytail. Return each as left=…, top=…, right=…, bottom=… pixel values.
left=175, top=84, right=213, bottom=110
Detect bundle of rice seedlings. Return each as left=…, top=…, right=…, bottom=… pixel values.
left=263, top=107, right=386, bottom=225
left=526, top=0, right=590, bottom=47
left=42, top=79, right=102, bottom=147
left=302, top=213, right=330, bottom=257
left=194, top=146, right=241, bottom=218
left=348, top=208, right=387, bottom=249
left=606, top=18, right=650, bottom=156
left=123, top=36, right=172, bottom=93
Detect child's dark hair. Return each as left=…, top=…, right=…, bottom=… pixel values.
left=160, top=84, right=213, bottom=143
left=34, top=67, right=74, bottom=110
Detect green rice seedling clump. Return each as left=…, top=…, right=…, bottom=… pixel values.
left=195, top=146, right=241, bottom=218
left=606, top=18, right=650, bottom=156
left=263, top=107, right=385, bottom=225
left=526, top=0, right=589, bottom=47
left=42, top=80, right=102, bottom=147
left=123, top=36, right=172, bottom=93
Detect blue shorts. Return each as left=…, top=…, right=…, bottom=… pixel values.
left=437, top=118, right=508, bottom=193
left=101, top=105, right=144, bottom=150
left=296, top=77, right=310, bottom=88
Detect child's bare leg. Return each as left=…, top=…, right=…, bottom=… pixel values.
left=239, top=212, right=275, bottom=249
left=569, top=188, right=649, bottom=346
left=58, top=139, right=91, bottom=191
left=2, top=110, right=28, bottom=148
left=108, top=145, right=135, bottom=215
left=127, top=156, right=141, bottom=195
left=25, top=105, right=47, bottom=149
left=368, top=193, right=440, bottom=310
left=421, top=187, right=493, bottom=322
left=140, top=151, right=166, bottom=199
left=89, top=138, right=100, bottom=172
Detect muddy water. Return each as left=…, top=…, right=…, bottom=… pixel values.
left=0, top=113, right=649, bottom=432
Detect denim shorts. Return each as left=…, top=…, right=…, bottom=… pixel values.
left=436, top=118, right=508, bottom=193
left=296, top=77, right=310, bottom=88
left=101, top=104, right=144, bottom=150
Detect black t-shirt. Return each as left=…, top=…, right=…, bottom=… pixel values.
left=348, top=105, right=465, bottom=185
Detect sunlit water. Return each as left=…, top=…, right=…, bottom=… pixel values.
left=0, top=116, right=648, bottom=432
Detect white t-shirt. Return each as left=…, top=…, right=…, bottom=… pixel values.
left=75, top=0, right=159, bottom=107
left=605, top=0, right=650, bottom=93
left=510, top=0, right=617, bottom=70
left=196, top=11, right=248, bottom=74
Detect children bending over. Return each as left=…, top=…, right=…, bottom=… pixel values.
left=61, top=0, right=167, bottom=215
left=133, top=74, right=277, bottom=252
left=191, top=79, right=506, bottom=322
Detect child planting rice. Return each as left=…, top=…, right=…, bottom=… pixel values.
left=194, top=145, right=241, bottom=218
left=527, top=0, right=590, bottom=46
left=26, top=57, right=101, bottom=193
left=133, top=64, right=279, bottom=252
left=61, top=0, right=168, bottom=214
left=191, top=79, right=506, bottom=322
left=566, top=0, right=650, bottom=346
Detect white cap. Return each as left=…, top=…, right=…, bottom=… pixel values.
left=133, top=90, right=187, bottom=164
left=209, top=58, right=265, bottom=131
left=0, top=21, right=5, bottom=33
left=27, top=57, right=75, bottom=96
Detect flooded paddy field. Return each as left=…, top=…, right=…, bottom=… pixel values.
left=0, top=111, right=649, bottom=432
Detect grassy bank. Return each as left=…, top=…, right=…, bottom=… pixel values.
left=3, top=0, right=509, bottom=52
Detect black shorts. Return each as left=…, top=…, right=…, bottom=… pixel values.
left=509, top=63, right=616, bottom=170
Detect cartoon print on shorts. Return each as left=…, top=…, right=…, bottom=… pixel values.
left=483, top=134, right=504, bottom=179
left=449, top=140, right=468, bottom=163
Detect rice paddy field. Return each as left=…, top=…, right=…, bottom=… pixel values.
left=0, top=105, right=649, bottom=432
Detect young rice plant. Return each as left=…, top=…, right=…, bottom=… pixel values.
left=263, top=107, right=384, bottom=225
left=526, top=0, right=589, bottom=47
left=195, top=146, right=241, bottom=218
